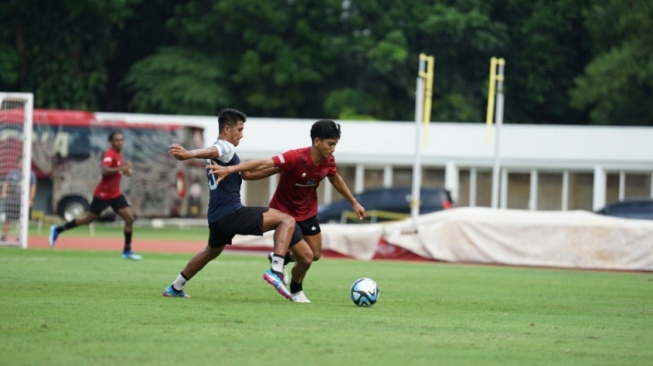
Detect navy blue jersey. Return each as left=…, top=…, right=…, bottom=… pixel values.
left=206, top=140, right=244, bottom=223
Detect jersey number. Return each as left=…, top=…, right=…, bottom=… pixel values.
left=207, top=159, right=218, bottom=190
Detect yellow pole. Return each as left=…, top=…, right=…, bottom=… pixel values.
left=419, top=54, right=435, bottom=145
left=485, top=57, right=498, bottom=144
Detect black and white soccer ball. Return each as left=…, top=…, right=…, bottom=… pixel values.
left=350, top=277, right=379, bottom=307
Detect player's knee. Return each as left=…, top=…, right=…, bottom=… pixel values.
left=123, top=215, right=134, bottom=225
left=296, top=250, right=313, bottom=266
left=312, top=250, right=322, bottom=261
left=281, top=214, right=295, bottom=227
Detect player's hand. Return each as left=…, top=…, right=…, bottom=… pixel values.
left=124, top=168, right=133, bottom=176
left=168, top=144, right=191, bottom=160
left=353, top=202, right=366, bottom=220
left=206, top=162, right=231, bottom=182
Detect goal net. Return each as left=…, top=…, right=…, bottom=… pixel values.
left=0, top=93, right=34, bottom=248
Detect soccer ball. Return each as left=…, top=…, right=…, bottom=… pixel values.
left=350, top=277, right=379, bottom=307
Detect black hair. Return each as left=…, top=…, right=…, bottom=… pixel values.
left=108, top=131, right=123, bottom=141
left=218, top=108, right=247, bottom=132
left=310, top=120, right=341, bottom=141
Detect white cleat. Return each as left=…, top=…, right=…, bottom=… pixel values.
left=291, top=291, right=311, bottom=303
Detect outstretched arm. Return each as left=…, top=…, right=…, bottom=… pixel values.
left=168, top=143, right=219, bottom=161
left=328, top=173, right=366, bottom=220
left=242, top=166, right=280, bottom=180
left=207, top=158, right=276, bottom=182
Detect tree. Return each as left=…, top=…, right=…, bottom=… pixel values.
left=0, top=0, right=140, bottom=111
left=570, top=0, right=653, bottom=125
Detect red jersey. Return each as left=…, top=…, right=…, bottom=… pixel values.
left=93, top=147, right=124, bottom=200
left=270, top=147, right=337, bottom=221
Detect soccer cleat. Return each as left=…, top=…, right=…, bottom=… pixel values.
left=48, top=225, right=59, bottom=247
left=267, top=252, right=289, bottom=286
left=121, top=251, right=143, bottom=261
left=290, top=291, right=311, bottom=303
left=162, top=285, right=190, bottom=298
left=263, top=268, right=291, bottom=299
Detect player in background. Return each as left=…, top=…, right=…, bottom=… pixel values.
left=162, top=108, right=313, bottom=300
left=49, top=131, right=142, bottom=261
left=207, top=119, right=365, bottom=303
left=1, top=156, right=37, bottom=241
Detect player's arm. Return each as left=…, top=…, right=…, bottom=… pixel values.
left=329, top=173, right=366, bottom=220
left=101, top=161, right=131, bottom=176
left=242, top=166, right=280, bottom=181
left=207, top=158, right=276, bottom=182
left=168, top=143, right=219, bottom=161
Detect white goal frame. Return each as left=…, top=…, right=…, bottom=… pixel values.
left=0, top=92, right=34, bottom=248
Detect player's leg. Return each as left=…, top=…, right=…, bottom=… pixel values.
left=289, top=238, right=313, bottom=303
left=260, top=208, right=298, bottom=299
left=163, top=245, right=226, bottom=298
left=261, top=208, right=296, bottom=260
left=163, top=220, right=231, bottom=298
left=49, top=198, right=105, bottom=247
left=305, top=233, right=323, bottom=261
left=1, top=220, right=10, bottom=241
left=113, top=195, right=139, bottom=260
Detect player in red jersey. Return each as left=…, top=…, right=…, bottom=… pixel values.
left=207, top=120, right=366, bottom=302
left=49, top=131, right=142, bottom=260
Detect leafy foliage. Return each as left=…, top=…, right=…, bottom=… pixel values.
left=123, top=47, right=229, bottom=114
left=0, top=0, right=651, bottom=125
left=570, top=0, right=653, bottom=125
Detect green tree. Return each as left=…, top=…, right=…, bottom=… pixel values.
left=0, top=0, right=140, bottom=110
left=570, top=0, right=653, bottom=125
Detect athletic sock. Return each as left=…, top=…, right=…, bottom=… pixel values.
left=271, top=254, right=285, bottom=273
left=172, top=272, right=188, bottom=292
left=58, top=220, right=77, bottom=233
left=290, top=281, right=303, bottom=294
left=123, top=231, right=132, bottom=252
left=284, top=252, right=294, bottom=265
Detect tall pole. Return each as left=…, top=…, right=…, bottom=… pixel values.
left=411, top=53, right=434, bottom=232
left=489, top=57, right=506, bottom=209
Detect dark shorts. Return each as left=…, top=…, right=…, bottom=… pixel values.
left=3, top=198, right=22, bottom=220
left=208, top=206, right=304, bottom=248
left=298, top=215, right=321, bottom=236
left=89, top=195, right=130, bottom=215
left=209, top=206, right=268, bottom=248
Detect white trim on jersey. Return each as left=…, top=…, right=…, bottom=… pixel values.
left=213, top=140, right=236, bottom=163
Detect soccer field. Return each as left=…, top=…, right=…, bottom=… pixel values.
left=1, top=248, right=651, bottom=366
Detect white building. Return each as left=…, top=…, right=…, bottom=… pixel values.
left=97, top=112, right=653, bottom=212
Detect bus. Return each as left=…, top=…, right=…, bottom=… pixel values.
left=27, top=110, right=208, bottom=220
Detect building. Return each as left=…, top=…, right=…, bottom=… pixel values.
left=96, top=112, right=653, bottom=213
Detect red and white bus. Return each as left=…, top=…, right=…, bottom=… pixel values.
left=27, top=110, right=208, bottom=219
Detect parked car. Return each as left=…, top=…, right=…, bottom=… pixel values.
left=595, top=197, right=653, bottom=220
left=318, top=186, right=454, bottom=223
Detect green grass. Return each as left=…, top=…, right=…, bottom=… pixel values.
left=1, top=248, right=651, bottom=366
left=30, top=222, right=209, bottom=242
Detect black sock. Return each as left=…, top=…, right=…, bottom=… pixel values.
left=290, top=281, right=303, bottom=294
left=59, top=220, right=77, bottom=233
left=123, top=231, right=132, bottom=252
left=284, top=252, right=294, bottom=265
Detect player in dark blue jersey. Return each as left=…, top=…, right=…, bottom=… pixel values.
left=162, top=108, right=312, bottom=300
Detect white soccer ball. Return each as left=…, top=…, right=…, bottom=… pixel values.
left=350, top=277, right=380, bottom=307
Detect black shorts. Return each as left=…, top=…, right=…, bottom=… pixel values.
left=208, top=206, right=304, bottom=248
left=3, top=198, right=21, bottom=220
left=89, top=195, right=130, bottom=215
left=298, top=215, right=321, bottom=236
left=209, top=206, right=268, bottom=248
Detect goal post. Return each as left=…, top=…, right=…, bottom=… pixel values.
left=0, top=92, right=34, bottom=248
